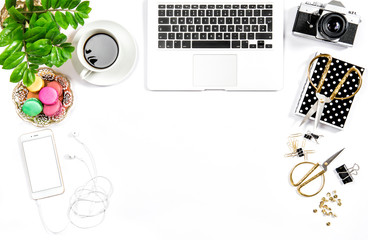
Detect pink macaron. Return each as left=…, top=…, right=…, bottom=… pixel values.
left=47, top=81, right=63, bottom=97
left=39, top=87, right=58, bottom=105
left=43, top=100, right=62, bottom=117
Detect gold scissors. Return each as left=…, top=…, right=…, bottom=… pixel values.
left=300, top=54, right=363, bottom=131
left=290, top=148, right=344, bottom=197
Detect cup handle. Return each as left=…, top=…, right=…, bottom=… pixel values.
left=80, top=68, right=93, bottom=80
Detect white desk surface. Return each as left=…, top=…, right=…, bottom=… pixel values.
left=1, top=0, right=368, bottom=239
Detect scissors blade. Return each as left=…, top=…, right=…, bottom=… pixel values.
left=300, top=101, right=318, bottom=127
left=314, top=100, right=325, bottom=131
left=321, top=148, right=345, bottom=171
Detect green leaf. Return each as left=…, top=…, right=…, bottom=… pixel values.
left=65, top=12, right=77, bottom=29
left=68, top=0, right=80, bottom=9
left=11, top=24, right=23, bottom=41
left=8, top=6, right=26, bottom=21
left=76, top=1, right=89, bottom=11
left=53, top=33, right=67, bottom=45
left=41, top=0, right=50, bottom=9
left=5, top=0, right=16, bottom=10
left=40, top=12, right=55, bottom=22
left=45, top=21, right=58, bottom=32
left=34, top=18, right=48, bottom=27
left=45, top=28, right=60, bottom=40
left=29, top=64, right=39, bottom=71
left=23, top=68, right=36, bottom=87
left=51, top=0, right=60, bottom=8
left=28, top=56, right=47, bottom=65
left=74, top=13, right=84, bottom=25
left=0, top=23, right=20, bottom=47
left=76, top=11, right=88, bottom=19
left=0, top=40, right=23, bottom=65
left=60, top=0, right=72, bottom=8
left=26, top=39, right=52, bottom=56
left=29, top=13, right=37, bottom=28
left=60, top=47, right=72, bottom=59
left=3, top=51, right=25, bottom=69
left=2, top=18, right=17, bottom=28
left=24, top=27, right=46, bottom=42
left=10, top=62, right=27, bottom=83
left=26, top=0, right=34, bottom=10
left=55, top=12, right=68, bottom=29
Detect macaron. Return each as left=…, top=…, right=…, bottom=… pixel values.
left=47, top=81, right=63, bottom=97
left=39, top=87, right=58, bottom=105
left=27, top=91, right=39, bottom=100
left=43, top=100, right=62, bottom=117
left=27, top=75, right=44, bottom=93
left=22, top=98, right=43, bottom=117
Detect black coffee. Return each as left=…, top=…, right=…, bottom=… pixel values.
left=83, top=33, right=119, bottom=69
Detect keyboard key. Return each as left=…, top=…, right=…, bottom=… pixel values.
left=184, top=33, right=191, bottom=39
left=266, top=4, right=273, bottom=9
left=208, top=33, right=215, bottom=39
left=250, top=44, right=256, bottom=48
left=242, top=40, right=249, bottom=48
left=188, top=25, right=195, bottom=32
left=196, top=25, right=203, bottom=32
left=241, top=5, right=248, bottom=9
left=158, top=33, right=167, bottom=39
left=216, top=33, right=223, bottom=39
left=232, top=33, right=239, bottom=39
left=233, top=5, right=240, bottom=9
left=248, top=33, right=255, bottom=39
left=183, top=5, right=190, bottom=9
left=183, top=10, right=189, bottom=16
left=226, top=18, right=233, bottom=24
left=167, top=5, right=174, bottom=9
left=232, top=41, right=241, bottom=48
left=224, top=33, right=230, bottom=39
left=200, top=5, right=207, bottom=9
left=179, top=18, right=185, bottom=24
left=222, top=10, right=229, bottom=16
left=159, top=18, right=169, bottom=24
left=172, top=25, right=179, bottom=32
left=159, top=25, right=171, bottom=32
left=257, top=40, right=265, bottom=48
left=158, top=10, right=165, bottom=16
left=256, top=33, right=272, bottom=39
left=257, top=5, right=264, bottom=9
left=238, top=10, right=244, bottom=16
left=234, top=18, right=241, bottom=24
left=250, top=18, right=256, bottom=24
left=266, top=17, right=273, bottom=31
left=186, top=18, right=193, bottom=24
left=192, top=41, right=230, bottom=48
left=258, top=17, right=265, bottom=24
left=228, top=25, right=234, bottom=32
left=240, top=33, right=246, bottom=39
left=224, top=5, right=231, bottom=9
left=194, top=18, right=201, bottom=24
left=200, top=33, right=207, bottom=39
left=242, top=18, right=249, bottom=24
left=216, top=5, right=223, bottom=9
left=208, top=5, right=215, bottom=9
left=174, top=10, right=181, bottom=16
left=260, top=25, right=267, bottom=32
left=206, top=10, right=213, bottom=16
left=262, top=10, right=273, bottom=16
left=210, top=18, right=217, bottom=24
left=176, top=33, right=183, bottom=40
left=175, top=5, right=182, bottom=9
left=214, top=10, right=221, bottom=16
left=249, top=5, right=256, bottom=9
left=192, top=33, right=199, bottom=39
left=158, top=41, right=165, bottom=48
left=236, top=25, right=242, bottom=32
left=174, top=40, right=181, bottom=48
left=252, top=25, right=258, bottom=32
left=220, top=25, right=227, bottom=32
left=170, top=18, right=177, bottom=24
left=191, top=5, right=198, bottom=9
left=266, top=44, right=273, bottom=48
left=204, top=25, right=211, bottom=32
left=218, top=18, right=225, bottom=24
left=254, top=10, right=261, bottom=16
left=199, top=10, right=205, bottom=16
left=230, top=10, right=236, bottom=16
left=180, top=25, right=187, bottom=32
left=158, top=5, right=165, bottom=9
left=190, top=10, right=197, bottom=16
left=168, top=33, right=175, bottom=39
left=202, top=18, right=209, bottom=24
left=244, top=25, right=250, bottom=32
left=166, top=41, right=173, bottom=48
left=246, top=10, right=252, bottom=16
left=212, top=25, right=219, bottom=32
left=182, top=41, right=191, bottom=48
left=166, top=10, right=173, bottom=16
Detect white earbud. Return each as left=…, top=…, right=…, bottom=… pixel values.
left=65, top=154, right=76, bottom=159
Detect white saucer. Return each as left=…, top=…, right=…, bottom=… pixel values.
left=71, top=20, right=137, bottom=86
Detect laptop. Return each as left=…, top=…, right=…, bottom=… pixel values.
left=146, top=1, right=284, bottom=91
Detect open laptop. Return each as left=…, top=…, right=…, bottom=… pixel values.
left=146, top=1, right=284, bottom=91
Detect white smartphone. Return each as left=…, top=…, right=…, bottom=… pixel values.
left=20, top=129, right=64, bottom=200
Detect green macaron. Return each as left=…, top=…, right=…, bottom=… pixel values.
left=22, top=98, right=43, bottom=117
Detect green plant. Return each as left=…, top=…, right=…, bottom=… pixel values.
left=0, top=0, right=92, bottom=86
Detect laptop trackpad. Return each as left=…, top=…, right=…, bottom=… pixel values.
left=193, top=54, right=237, bottom=88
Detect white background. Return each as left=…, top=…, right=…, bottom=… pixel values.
left=1, top=0, right=368, bottom=239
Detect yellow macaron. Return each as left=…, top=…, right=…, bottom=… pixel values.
left=27, top=75, right=44, bottom=93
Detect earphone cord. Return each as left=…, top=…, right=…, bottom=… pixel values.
left=35, top=134, right=113, bottom=233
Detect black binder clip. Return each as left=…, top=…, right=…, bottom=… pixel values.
left=335, top=164, right=360, bottom=184
left=304, top=131, right=323, bottom=144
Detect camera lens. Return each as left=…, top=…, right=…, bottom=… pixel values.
left=319, top=13, right=348, bottom=39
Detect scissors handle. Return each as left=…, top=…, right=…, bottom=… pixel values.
left=290, top=162, right=326, bottom=197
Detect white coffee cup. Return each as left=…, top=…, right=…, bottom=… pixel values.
left=76, top=28, right=121, bottom=80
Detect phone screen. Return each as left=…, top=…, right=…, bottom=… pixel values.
left=22, top=136, right=62, bottom=193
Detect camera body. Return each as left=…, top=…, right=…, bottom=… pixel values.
left=292, top=1, right=361, bottom=47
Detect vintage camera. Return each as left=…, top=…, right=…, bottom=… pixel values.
left=292, top=1, right=361, bottom=47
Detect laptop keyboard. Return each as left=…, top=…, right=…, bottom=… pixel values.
left=157, top=3, right=273, bottom=49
